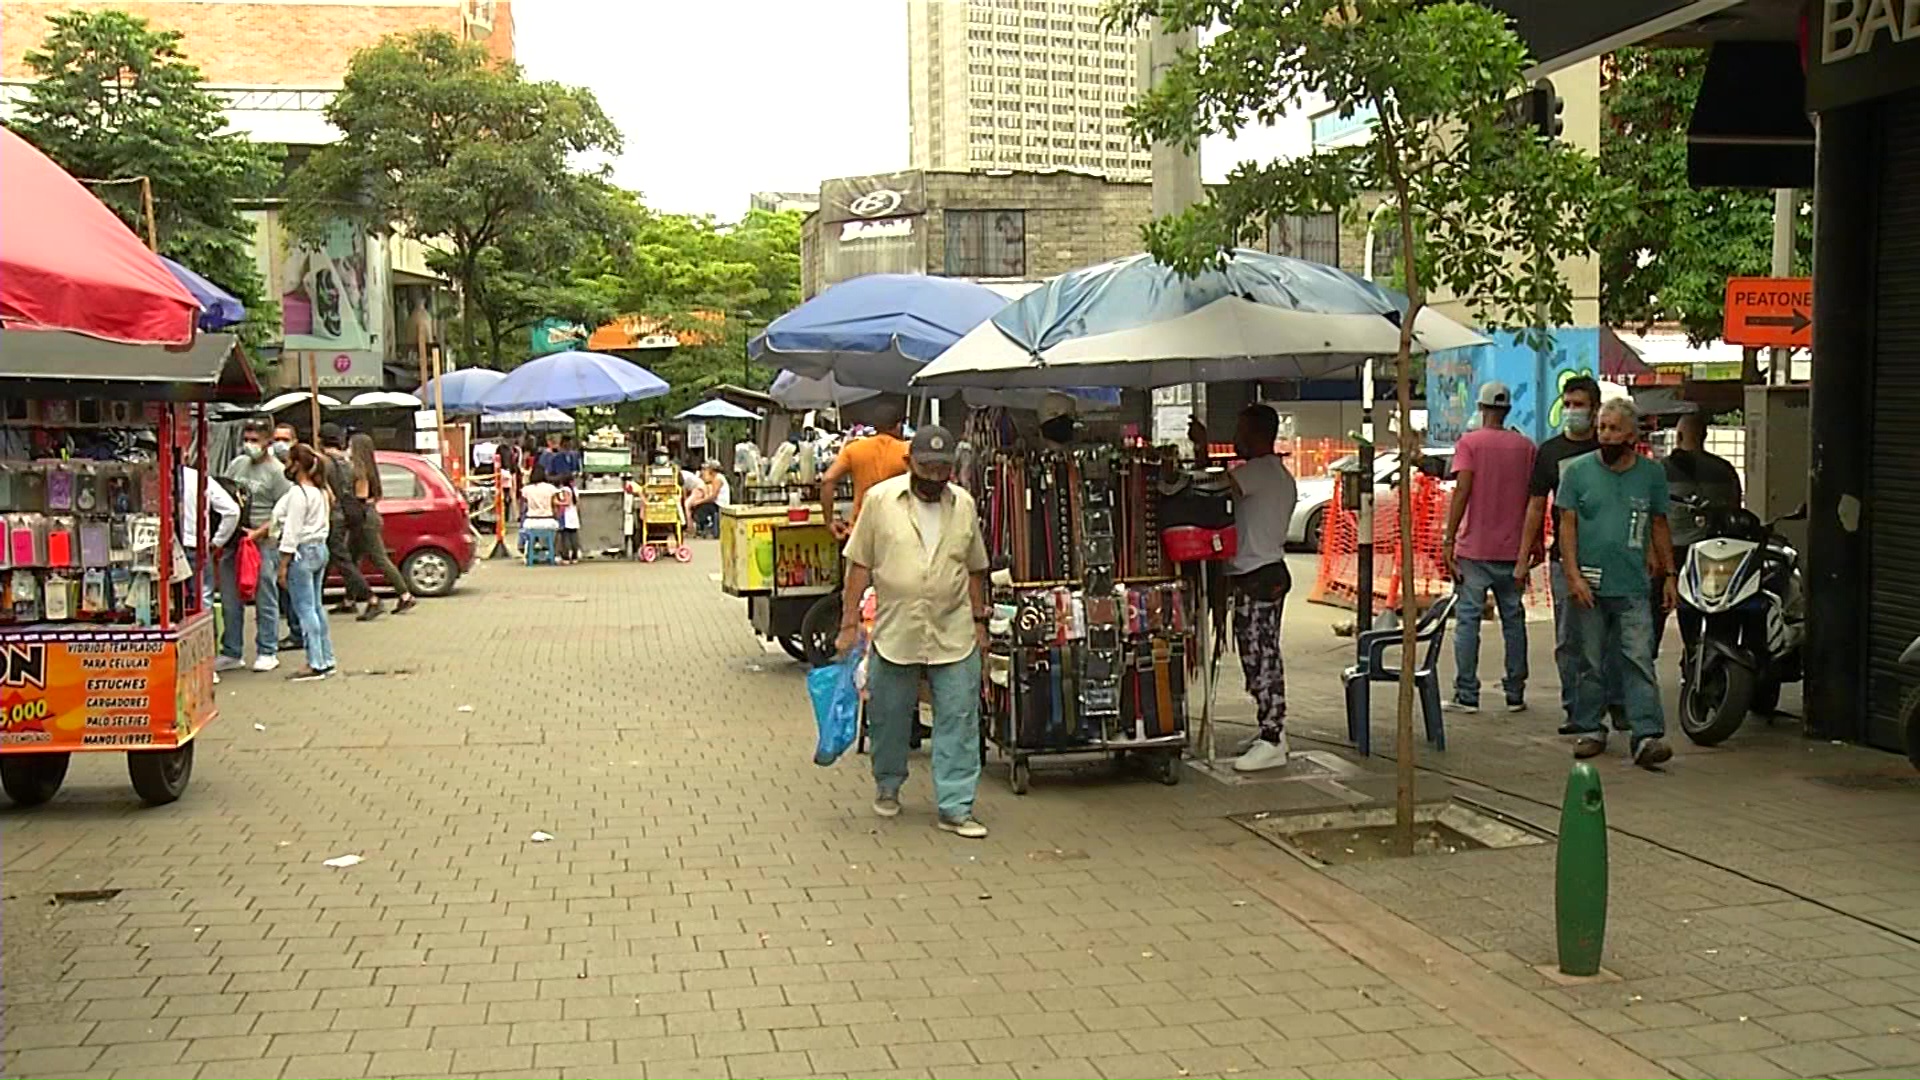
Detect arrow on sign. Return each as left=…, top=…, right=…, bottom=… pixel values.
left=1748, top=309, right=1810, bottom=334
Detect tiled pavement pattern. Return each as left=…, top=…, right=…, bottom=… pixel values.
left=0, top=543, right=1908, bottom=1079
left=1240, top=572, right=1920, bottom=1080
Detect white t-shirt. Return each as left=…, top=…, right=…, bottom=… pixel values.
left=473, top=441, right=497, bottom=468
left=1226, top=454, right=1298, bottom=577
left=911, top=495, right=945, bottom=561
left=274, top=483, right=332, bottom=554
left=523, top=481, right=559, bottom=521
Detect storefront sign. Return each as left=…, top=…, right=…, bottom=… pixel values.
left=0, top=617, right=214, bottom=752
left=687, top=421, right=707, bottom=450
left=1724, top=276, right=1813, bottom=347
left=840, top=217, right=914, bottom=242
left=819, top=172, right=925, bottom=224
left=1808, top=0, right=1920, bottom=110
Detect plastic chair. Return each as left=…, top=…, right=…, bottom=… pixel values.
left=1342, top=592, right=1458, bottom=756
left=522, top=528, right=557, bottom=566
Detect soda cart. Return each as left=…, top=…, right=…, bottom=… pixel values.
left=719, top=502, right=840, bottom=663
left=0, top=333, right=251, bottom=806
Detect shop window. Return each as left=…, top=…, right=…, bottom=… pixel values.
left=944, top=209, right=1027, bottom=278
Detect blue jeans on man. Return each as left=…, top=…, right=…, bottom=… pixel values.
left=865, top=648, right=982, bottom=823
left=1549, top=560, right=1623, bottom=729
left=1565, top=594, right=1665, bottom=748
left=1453, top=558, right=1527, bottom=708
left=217, top=533, right=281, bottom=661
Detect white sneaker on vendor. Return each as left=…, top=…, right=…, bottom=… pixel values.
left=252, top=655, right=280, bottom=673
left=1233, top=733, right=1291, bottom=773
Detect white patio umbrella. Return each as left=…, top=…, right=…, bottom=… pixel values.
left=260, top=390, right=342, bottom=412
left=345, top=390, right=423, bottom=408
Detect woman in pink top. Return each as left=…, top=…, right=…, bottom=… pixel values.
left=1441, top=381, right=1539, bottom=713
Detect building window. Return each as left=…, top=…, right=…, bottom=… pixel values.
left=1267, top=211, right=1340, bottom=268
left=944, top=210, right=1027, bottom=278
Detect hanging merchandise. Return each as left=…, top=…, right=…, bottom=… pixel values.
left=971, top=439, right=1206, bottom=793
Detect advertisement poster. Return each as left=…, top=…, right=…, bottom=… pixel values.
left=274, top=218, right=383, bottom=354
left=771, top=523, right=839, bottom=599
left=0, top=615, right=216, bottom=753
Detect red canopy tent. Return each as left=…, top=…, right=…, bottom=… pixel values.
left=0, top=126, right=199, bottom=346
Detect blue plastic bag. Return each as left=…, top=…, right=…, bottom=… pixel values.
left=808, top=640, right=863, bottom=766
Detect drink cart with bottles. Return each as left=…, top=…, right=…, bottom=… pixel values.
left=0, top=333, right=254, bottom=806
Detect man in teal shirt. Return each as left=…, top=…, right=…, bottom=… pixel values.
left=1558, top=397, right=1676, bottom=768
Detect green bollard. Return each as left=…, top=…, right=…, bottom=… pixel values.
left=1555, top=760, right=1608, bottom=976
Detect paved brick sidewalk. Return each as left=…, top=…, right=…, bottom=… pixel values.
left=0, top=546, right=1660, bottom=1080
left=1204, top=577, right=1920, bottom=1080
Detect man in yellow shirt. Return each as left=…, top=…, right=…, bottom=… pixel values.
left=835, top=426, right=991, bottom=839
left=820, top=401, right=910, bottom=539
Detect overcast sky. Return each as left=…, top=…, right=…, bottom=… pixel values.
left=515, top=1, right=1309, bottom=222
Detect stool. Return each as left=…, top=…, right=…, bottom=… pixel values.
left=522, top=528, right=557, bottom=566
left=1342, top=592, right=1458, bottom=756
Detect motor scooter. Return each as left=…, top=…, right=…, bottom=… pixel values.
left=1674, top=496, right=1807, bottom=745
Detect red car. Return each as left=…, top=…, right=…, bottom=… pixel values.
left=327, top=451, right=477, bottom=597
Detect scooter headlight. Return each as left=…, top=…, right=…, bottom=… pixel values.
left=1694, top=553, right=1743, bottom=601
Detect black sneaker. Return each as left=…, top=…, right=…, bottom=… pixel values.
left=1573, top=735, right=1608, bottom=759
left=1632, top=737, right=1673, bottom=769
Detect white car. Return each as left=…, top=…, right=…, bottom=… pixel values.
left=1287, top=447, right=1455, bottom=551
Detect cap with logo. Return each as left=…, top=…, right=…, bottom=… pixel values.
left=909, top=425, right=957, bottom=467
left=1476, top=381, right=1512, bottom=408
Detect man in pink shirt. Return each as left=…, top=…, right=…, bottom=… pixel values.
left=1442, top=381, right=1538, bottom=712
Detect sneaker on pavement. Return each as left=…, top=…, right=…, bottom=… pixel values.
left=1442, top=699, right=1479, bottom=714
left=1573, top=735, right=1608, bottom=759
left=1233, top=734, right=1291, bottom=773
left=936, top=816, right=988, bottom=839
left=872, top=794, right=901, bottom=819
left=1506, top=700, right=1528, bottom=713
left=1633, top=736, right=1674, bottom=768
left=1557, top=721, right=1581, bottom=735
left=213, top=655, right=246, bottom=673
left=251, top=655, right=280, bottom=673
left=289, top=666, right=333, bottom=682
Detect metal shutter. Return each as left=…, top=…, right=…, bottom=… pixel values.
left=1865, top=89, right=1920, bottom=751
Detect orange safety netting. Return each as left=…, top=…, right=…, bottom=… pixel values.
left=1309, top=470, right=1551, bottom=613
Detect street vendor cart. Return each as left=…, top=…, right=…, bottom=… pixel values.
left=0, top=334, right=253, bottom=806
left=720, top=501, right=841, bottom=663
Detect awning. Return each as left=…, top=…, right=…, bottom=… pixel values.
left=0, top=330, right=258, bottom=400
left=1687, top=42, right=1813, bottom=189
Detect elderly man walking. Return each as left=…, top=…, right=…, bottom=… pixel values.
left=835, top=426, right=992, bottom=839
left=1556, top=397, right=1677, bottom=769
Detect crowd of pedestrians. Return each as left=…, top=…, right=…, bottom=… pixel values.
left=1443, top=376, right=1742, bottom=769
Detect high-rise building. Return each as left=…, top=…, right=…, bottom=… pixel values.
left=907, top=0, right=1149, bottom=180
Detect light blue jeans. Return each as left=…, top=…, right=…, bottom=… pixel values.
left=217, top=532, right=280, bottom=660
left=1453, top=558, right=1528, bottom=707
left=1550, top=561, right=1621, bottom=725
left=284, top=541, right=335, bottom=672
left=867, top=648, right=982, bottom=822
left=1567, top=595, right=1664, bottom=745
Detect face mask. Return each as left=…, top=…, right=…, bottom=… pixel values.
left=1563, top=407, right=1593, bottom=436
left=1040, top=416, right=1075, bottom=443
left=911, top=476, right=946, bottom=502
left=1598, top=441, right=1630, bottom=465
left=270, top=439, right=291, bottom=461
left=244, top=443, right=266, bottom=462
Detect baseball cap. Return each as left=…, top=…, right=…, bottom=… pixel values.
left=1039, top=392, right=1077, bottom=424
left=1476, top=381, right=1512, bottom=408
left=909, top=425, right=957, bottom=467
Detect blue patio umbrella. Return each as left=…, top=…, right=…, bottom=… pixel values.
left=159, top=255, right=245, bottom=331
left=419, top=367, right=505, bottom=415
left=478, top=350, right=668, bottom=412
left=748, top=273, right=1009, bottom=393
left=675, top=399, right=761, bottom=421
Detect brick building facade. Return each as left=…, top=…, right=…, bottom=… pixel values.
left=1, top=1, right=512, bottom=86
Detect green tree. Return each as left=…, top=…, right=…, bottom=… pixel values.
left=286, top=29, right=622, bottom=367
left=467, top=178, right=631, bottom=367
left=1121, top=0, right=1613, bottom=848
left=1599, top=47, right=1810, bottom=344
left=13, top=9, right=281, bottom=347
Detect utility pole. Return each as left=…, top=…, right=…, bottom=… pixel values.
left=1770, top=188, right=1797, bottom=384
left=1144, top=15, right=1204, bottom=445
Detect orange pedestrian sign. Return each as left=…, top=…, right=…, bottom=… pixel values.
left=1724, top=276, right=1812, bottom=348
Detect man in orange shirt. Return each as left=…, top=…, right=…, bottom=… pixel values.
left=821, top=400, right=910, bottom=539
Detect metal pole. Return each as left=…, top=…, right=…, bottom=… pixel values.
left=1356, top=203, right=1395, bottom=637
left=1770, top=187, right=1797, bottom=384
left=431, top=346, right=449, bottom=477
left=305, top=352, right=321, bottom=442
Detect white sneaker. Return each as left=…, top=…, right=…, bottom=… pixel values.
left=936, top=816, right=988, bottom=839
left=213, top=656, right=245, bottom=673
left=251, top=655, right=280, bottom=673
left=1233, top=734, right=1291, bottom=773
left=1442, top=699, right=1479, bottom=713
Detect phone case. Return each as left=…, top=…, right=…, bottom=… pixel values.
left=46, top=518, right=74, bottom=568
left=79, top=521, right=108, bottom=568
left=45, top=465, right=73, bottom=512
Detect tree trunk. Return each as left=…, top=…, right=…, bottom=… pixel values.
left=1380, top=116, right=1424, bottom=858
left=458, top=260, right=480, bottom=370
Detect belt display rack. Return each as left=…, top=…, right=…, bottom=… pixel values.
left=976, top=445, right=1191, bottom=793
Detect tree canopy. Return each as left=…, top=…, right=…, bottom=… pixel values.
left=1598, top=46, right=1810, bottom=344
left=286, top=28, right=622, bottom=367
left=13, top=8, right=281, bottom=347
